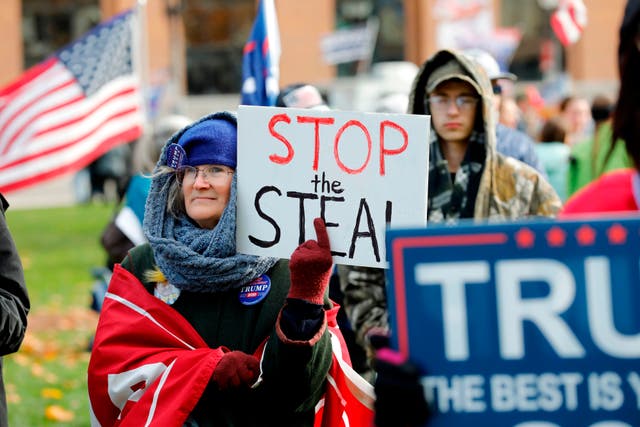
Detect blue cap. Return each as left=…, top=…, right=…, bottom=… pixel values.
left=176, top=117, right=237, bottom=168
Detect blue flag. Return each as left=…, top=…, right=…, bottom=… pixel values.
left=241, top=0, right=281, bottom=106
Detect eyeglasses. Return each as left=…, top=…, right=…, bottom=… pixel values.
left=176, top=165, right=233, bottom=185
left=426, top=95, right=479, bottom=112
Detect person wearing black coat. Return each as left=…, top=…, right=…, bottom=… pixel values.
left=0, top=193, right=30, bottom=427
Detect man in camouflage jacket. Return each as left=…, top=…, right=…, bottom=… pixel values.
left=338, top=50, right=561, bottom=380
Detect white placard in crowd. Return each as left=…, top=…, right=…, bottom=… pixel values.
left=236, top=105, right=430, bottom=268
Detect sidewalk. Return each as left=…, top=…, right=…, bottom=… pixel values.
left=5, top=174, right=78, bottom=210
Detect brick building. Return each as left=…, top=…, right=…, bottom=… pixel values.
left=0, top=0, right=627, bottom=107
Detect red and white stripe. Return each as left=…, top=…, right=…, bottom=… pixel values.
left=88, top=265, right=222, bottom=427
left=551, top=0, right=588, bottom=46
left=0, top=58, right=143, bottom=193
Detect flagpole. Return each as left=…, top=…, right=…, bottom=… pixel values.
left=135, top=0, right=152, bottom=126
left=264, top=0, right=281, bottom=105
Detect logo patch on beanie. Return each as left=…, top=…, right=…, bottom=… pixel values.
left=238, top=274, right=271, bottom=306
left=166, top=143, right=186, bottom=169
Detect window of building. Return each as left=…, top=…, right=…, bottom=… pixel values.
left=22, top=0, right=100, bottom=68
left=499, top=0, right=564, bottom=81
left=182, top=0, right=254, bottom=94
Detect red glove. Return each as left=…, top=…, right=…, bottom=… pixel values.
left=288, top=218, right=333, bottom=305
left=210, top=350, right=260, bottom=390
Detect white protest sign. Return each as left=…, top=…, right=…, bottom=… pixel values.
left=236, top=105, right=429, bottom=268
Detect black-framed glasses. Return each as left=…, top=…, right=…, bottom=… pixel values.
left=176, top=165, right=233, bottom=185
left=426, top=95, right=480, bottom=112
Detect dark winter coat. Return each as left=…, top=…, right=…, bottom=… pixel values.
left=0, top=194, right=30, bottom=427
left=120, top=243, right=332, bottom=426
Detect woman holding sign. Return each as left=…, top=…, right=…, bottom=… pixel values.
left=87, top=112, right=337, bottom=426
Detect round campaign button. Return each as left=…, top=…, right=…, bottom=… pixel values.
left=239, top=274, right=271, bottom=306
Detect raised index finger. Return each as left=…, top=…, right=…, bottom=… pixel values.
left=313, top=217, right=330, bottom=250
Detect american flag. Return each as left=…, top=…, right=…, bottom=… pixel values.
left=0, top=10, right=144, bottom=194
left=551, top=0, right=588, bottom=46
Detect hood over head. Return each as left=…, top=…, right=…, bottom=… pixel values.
left=409, top=50, right=492, bottom=114
left=408, top=49, right=497, bottom=152
left=425, top=58, right=483, bottom=95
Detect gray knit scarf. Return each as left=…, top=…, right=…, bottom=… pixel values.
left=143, top=113, right=279, bottom=293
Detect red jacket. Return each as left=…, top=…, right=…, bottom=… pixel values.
left=560, top=169, right=640, bottom=216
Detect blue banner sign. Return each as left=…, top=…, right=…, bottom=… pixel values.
left=385, top=217, right=640, bottom=426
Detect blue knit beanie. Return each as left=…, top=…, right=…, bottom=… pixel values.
left=176, top=117, right=237, bottom=168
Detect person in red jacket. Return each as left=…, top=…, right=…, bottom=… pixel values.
left=561, top=0, right=640, bottom=216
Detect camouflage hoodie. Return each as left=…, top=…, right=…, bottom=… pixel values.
left=410, top=49, right=561, bottom=221
left=338, top=50, right=561, bottom=377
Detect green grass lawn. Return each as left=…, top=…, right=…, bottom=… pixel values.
left=4, top=202, right=114, bottom=426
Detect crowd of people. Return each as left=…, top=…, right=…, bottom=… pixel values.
left=463, top=57, right=631, bottom=204
left=1, top=0, right=638, bottom=426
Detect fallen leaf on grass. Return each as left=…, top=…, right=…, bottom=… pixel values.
left=20, top=254, right=32, bottom=269
left=28, top=307, right=99, bottom=335
left=45, top=405, right=74, bottom=422
left=19, top=333, right=45, bottom=355
left=6, top=393, right=20, bottom=404
left=43, top=371, right=59, bottom=384
left=27, top=361, right=58, bottom=383
left=10, top=353, right=29, bottom=366
left=30, top=362, right=44, bottom=377
left=41, top=388, right=63, bottom=399
left=5, top=383, right=20, bottom=404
